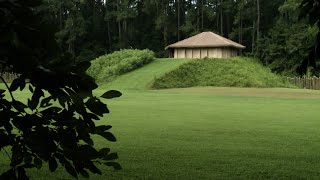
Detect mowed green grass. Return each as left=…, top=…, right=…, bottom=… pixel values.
left=99, top=58, right=193, bottom=90
left=1, top=59, right=320, bottom=179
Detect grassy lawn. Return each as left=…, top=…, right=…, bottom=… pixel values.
left=1, top=59, right=320, bottom=179
left=1, top=87, right=320, bottom=179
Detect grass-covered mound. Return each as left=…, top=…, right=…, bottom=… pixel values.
left=87, top=49, right=155, bottom=83
left=152, top=57, right=293, bottom=89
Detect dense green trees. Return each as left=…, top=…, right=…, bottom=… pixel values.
left=1, top=0, right=317, bottom=73
left=38, top=0, right=318, bottom=75
left=257, top=0, right=318, bottom=75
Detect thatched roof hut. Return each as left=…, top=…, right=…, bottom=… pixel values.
left=165, top=32, right=245, bottom=59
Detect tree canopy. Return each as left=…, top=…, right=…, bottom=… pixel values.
left=30, top=0, right=319, bottom=75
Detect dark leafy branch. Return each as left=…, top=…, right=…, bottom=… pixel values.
left=0, top=0, right=122, bottom=179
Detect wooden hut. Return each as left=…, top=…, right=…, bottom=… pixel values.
left=165, top=32, right=245, bottom=59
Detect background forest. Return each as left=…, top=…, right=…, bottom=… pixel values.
left=40, top=0, right=319, bottom=75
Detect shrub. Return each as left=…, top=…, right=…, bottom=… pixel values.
left=87, top=49, right=155, bottom=83
left=152, top=57, right=295, bottom=89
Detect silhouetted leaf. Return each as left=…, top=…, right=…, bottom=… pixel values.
left=0, top=89, right=6, bottom=95
left=24, top=155, right=32, bottom=164
left=34, top=157, right=42, bottom=169
left=17, top=166, right=28, bottom=180
left=9, top=77, right=25, bottom=91
left=10, top=77, right=22, bottom=91
left=86, top=162, right=102, bottom=175
left=82, top=136, right=94, bottom=146
left=101, top=90, right=122, bottom=99
left=79, top=169, right=89, bottom=178
left=76, top=145, right=99, bottom=160
left=11, top=145, right=24, bottom=166
left=103, top=153, right=118, bottom=161
left=27, top=99, right=37, bottom=111
left=28, top=85, right=34, bottom=93
left=86, top=97, right=109, bottom=116
left=28, top=88, right=44, bottom=110
left=0, top=168, right=16, bottom=179
left=97, top=132, right=117, bottom=142
left=22, top=164, right=35, bottom=169
left=99, top=148, right=110, bottom=157
left=49, top=157, right=58, bottom=172
left=64, top=160, right=78, bottom=179
left=40, top=97, right=53, bottom=108
left=95, top=125, right=112, bottom=132
left=12, top=101, right=27, bottom=112
left=85, top=113, right=100, bottom=121
left=104, top=162, right=122, bottom=170
left=19, top=78, right=26, bottom=91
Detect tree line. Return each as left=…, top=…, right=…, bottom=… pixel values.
left=40, top=0, right=319, bottom=75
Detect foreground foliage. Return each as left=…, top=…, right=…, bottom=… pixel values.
left=87, top=49, right=155, bottom=83
left=0, top=0, right=121, bottom=179
left=152, top=57, right=294, bottom=89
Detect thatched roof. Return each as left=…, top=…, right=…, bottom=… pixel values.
left=165, top=32, right=245, bottom=49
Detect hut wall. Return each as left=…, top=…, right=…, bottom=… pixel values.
left=208, top=48, right=215, bottom=57
left=177, top=49, right=186, bottom=58
left=208, top=48, right=239, bottom=58
left=193, top=49, right=201, bottom=58
left=216, top=48, right=223, bottom=58
left=186, top=49, right=193, bottom=58
left=174, top=47, right=239, bottom=59
left=200, top=49, right=208, bottom=58
left=222, top=48, right=229, bottom=58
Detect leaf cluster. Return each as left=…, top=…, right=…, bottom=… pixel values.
left=0, top=0, right=121, bottom=179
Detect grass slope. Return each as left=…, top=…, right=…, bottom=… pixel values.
left=152, top=57, right=293, bottom=89
left=2, top=87, right=320, bottom=179
left=100, top=58, right=192, bottom=90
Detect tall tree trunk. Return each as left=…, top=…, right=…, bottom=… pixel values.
left=239, top=12, right=243, bottom=55
left=59, top=2, right=62, bottom=31
left=117, top=0, right=121, bottom=45
left=164, top=3, right=168, bottom=46
left=197, top=0, right=200, bottom=31
left=252, top=20, right=255, bottom=53
left=105, top=3, right=112, bottom=51
left=107, top=20, right=111, bottom=51
left=238, top=5, right=242, bottom=44
left=256, top=0, right=260, bottom=55
left=256, top=0, right=260, bottom=40
left=216, top=0, right=219, bottom=31
left=59, top=1, right=63, bottom=49
left=226, top=13, right=230, bottom=36
left=177, top=0, right=180, bottom=41
left=220, top=0, right=223, bottom=35
left=201, top=0, right=204, bottom=31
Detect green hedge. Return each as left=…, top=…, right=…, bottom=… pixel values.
left=152, top=57, right=295, bottom=89
left=87, top=49, right=155, bottom=83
